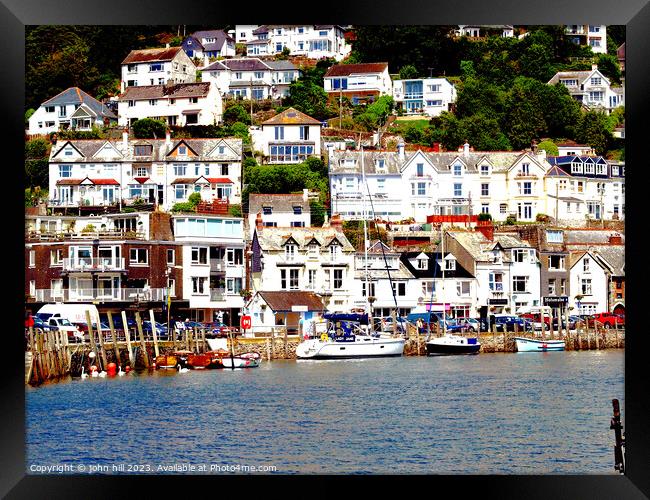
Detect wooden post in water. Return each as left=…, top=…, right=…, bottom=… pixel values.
left=595, top=320, right=600, bottom=350
left=271, top=328, right=276, bottom=359
left=283, top=325, right=288, bottom=358
left=549, top=310, right=555, bottom=340
left=577, top=323, right=582, bottom=350
left=61, top=325, right=70, bottom=371
left=134, top=312, right=150, bottom=369
left=95, top=319, right=109, bottom=371
left=149, top=310, right=160, bottom=358
left=85, top=311, right=101, bottom=370
left=266, top=335, right=271, bottom=361
left=106, top=311, right=120, bottom=368
left=122, top=311, right=134, bottom=367
left=615, top=323, right=619, bottom=348
left=491, top=324, right=496, bottom=351
left=187, top=328, right=192, bottom=353
left=201, top=329, right=206, bottom=354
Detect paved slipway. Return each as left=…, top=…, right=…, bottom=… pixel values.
left=26, top=350, right=623, bottom=474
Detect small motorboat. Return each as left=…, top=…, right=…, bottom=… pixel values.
left=221, top=352, right=261, bottom=369
left=172, top=350, right=193, bottom=368
left=425, top=334, right=481, bottom=356
left=206, top=350, right=228, bottom=369
left=155, top=355, right=178, bottom=370
left=187, top=353, right=212, bottom=369
left=514, top=337, right=565, bottom=352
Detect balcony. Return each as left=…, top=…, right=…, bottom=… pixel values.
left=210, top=258, right=226, bottom=272
left=210, top=288, right=226, bottom=301
left=403, top=93, right=424, bottom=100
left=26, top=229, right=146, bottom=242
left=63, top=257, right=126, bottom=272
left=34, top=287, right=166, bottom=303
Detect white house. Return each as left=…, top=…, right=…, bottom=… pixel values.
left=399, top=250, right=478, bottom=319
left=250, top=107, right=322, bottom=163
left=445, top=228, right=541, bottom=317
left=117, top=82, right=222, bottom=127
left=456, top=25, right=514, bottom=38
left=172, top=214, right=246, bottom=324
left=548, top=67, right=623, bottom=114
left=47, top=133, right=242, bottom=210
left=120, top=46, right=196, bottom=93
left=246, top=290, right=325, bottom=335
left=233, top=25, right=259, bottom=44
left=243, top=25, right=350, bottom=60
left=323, top=63, right=392, bottom=105
left=247, top=192, right=311, bottom=238
left=569, top=251, right=610, bottom=315
left=250, top=215, right=356, bottom=313
left=556, top=142, right=595, bottom=156
left=28, top=87, right=117, bottom=136
left=181, top=30, right=235, bottom=61
left=200, top=58, right=300, bottom=100
left=565, top=25, right=607, bottom=54
left=392, top=78, right=457, bottom=116
left=353, top=241, right=419, bottom=318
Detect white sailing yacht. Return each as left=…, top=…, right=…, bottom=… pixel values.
left=296, top=146, right=405, bottom=360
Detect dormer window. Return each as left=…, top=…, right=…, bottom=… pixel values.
left=134, top=145, right=152, bottom=156
left=330, top=245, right=340, bottom=261
left=481, top=164, right=489, bottom=176
left=521, top=163, right=530, bottom=175
left=453, top=164, right=462, bottom=176
left=571, top=162, right=583, bottom=174
left=293, top=206, right=302, bottom=215
left=218, top=146, right=225, bottom=154
left=444, top=259, right=456, bottom=271
left=284, top=244, right=296, bottom=261
left=262, top=206, right=272, bottom=215
left=308, top=244, right=318, bottom=256
left=178, top=145, right=187, bottom=155
left=417, top=258, right=427, bottom=270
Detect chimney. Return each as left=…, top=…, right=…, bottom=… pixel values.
left=397, top=141, right=405, bottom=161
left=303, top=188, right=309, bottom=202
left=609, top=233, right=623, bottom=245
left=592, top=63, right=598, bottom=70
left=327, top=143, right=334, bottom=159
left=432, top=142, right=441, bottom=153
left=463, top=141, right=470, bottom=158
left=531, top=140, right=538, bottom=154
left=475, top=224, right=494, bottom=241
left=122, top=128, right=129, bottom=149
left=166, top=43, right=170, bottom=49
left=165, top=128, right=171, bottom=147
left=330, top=213, right=343, bottom=232
left=255, top=212, right=263, bottom=232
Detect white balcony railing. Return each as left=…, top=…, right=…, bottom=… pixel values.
left=63, top=257, right=126, bottom=272
left=34, top=287, right=166, bottom=303
left=210, top=288, right=226, bottom=301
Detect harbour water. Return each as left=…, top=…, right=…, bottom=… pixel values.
left=26, top=350, right=624, bottom=474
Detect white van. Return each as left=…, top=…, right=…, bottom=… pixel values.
left=36, top=304, right=101, bottom=328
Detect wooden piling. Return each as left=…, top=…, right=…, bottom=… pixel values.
left=134, top=311, right=150, bottom=369
left=106, top=311, right=120, bottom=368
left=149, top=309, right=160, bottom=358
left=577, top=325, right=582, bottom=350
left=271, top=328, right=276, bottom=358
left=85, top=310, right=100, bottom=369
left=201, top=329, right=206, bottom=354
left=96, top=320, right=109, bottom=370
left=595, top=321, right=600, bottom=350
left=122, top=310, right=134, bottom=367
left=266, top=336, right=271, bottom=361
left=283, top=326, right=288, bottom=358
left=491, top=324, right=496, bottom=351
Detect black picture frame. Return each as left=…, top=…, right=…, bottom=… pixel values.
left=5, top=0, right=649, bottom=497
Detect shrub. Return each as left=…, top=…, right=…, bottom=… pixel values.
left=81, top=224, right=96, bottom=233
left=478, top=213, right=493, bottom=221
left=505, top=215, right=517, bottom=225
left=228, top=204, right=243, bottom=217
left=188, top=192, right=202, bottom=205
left=132, top=118, right=167, bottom=139
left=171, top=202, right=196, bottom=213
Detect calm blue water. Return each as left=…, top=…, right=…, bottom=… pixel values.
left=26, top=350, right=624, bottom=474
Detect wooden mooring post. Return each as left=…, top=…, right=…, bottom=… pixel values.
left=595, top=321, right=600, bottom=350
left=106, top=311, right=120, bottom=368
left=266, top=336, right=271, bottom=361
left=122, top=310, right=134, bottom=367
left=149, top=309, right=160, bottom=358
left=271, top=328, right=276, bottom=358
left=85, top=311, right=102, bottom=370
left=134, top=311, right=150, bottom=369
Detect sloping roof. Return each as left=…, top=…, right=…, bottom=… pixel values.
left=119, top=82, right=212, bottom=101
left=56, top=177, right=119, bottom=186
left=187, top=30, right=234, bottom=51
left=257, top=291, right=324, bottom=312
left=564, top=230, right=625, bottom=245
left=122, top=47, right=184, bottom=64
left=355, top=260, right=415, bottom=280
left=265, top=60, right=298, bottom=71
left=262, top=107, right=322, bottom=126
left=42, top=87, right=116, bottom=120
left=447, top=230, right=531, bottom=262
left=218, top=58, right=270, bottom=72
left=400, top=252, right=474, bottom=279
left=256, top=226, right=355, bottom=252
left=249, top=193, right=309, bottom=214
left=252, top=25, right=269, bottom=35
left=545, top=165, right=571, bottom=177
left=325, top=63, right=389, bottom=77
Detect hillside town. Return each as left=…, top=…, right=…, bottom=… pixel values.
left=25, top=24, right=625, bottom=336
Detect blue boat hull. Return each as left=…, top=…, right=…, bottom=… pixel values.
left=514, top=337, right=565, bottom=352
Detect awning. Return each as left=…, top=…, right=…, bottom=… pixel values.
left=206, top=178, right=233, bottom=184
left=181, top=110, right=201, bottom=115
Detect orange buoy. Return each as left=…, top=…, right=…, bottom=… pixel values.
left=89, top=365, right=98, bottom=372
left=125, top=366, right=131, bottom=373
left=107, top=363, right=117, bottom=376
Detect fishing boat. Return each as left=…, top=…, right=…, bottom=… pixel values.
left=296, top=313, right=405, bottom=359
left=221, top=352, right=262, bottom=369
left=426, top=333, right=481, bottom=355
left=513, top=337, right=565, bottom=352
left=187, top=353, right=212, bottom=369
left=154, top=355, right=178, bottom=370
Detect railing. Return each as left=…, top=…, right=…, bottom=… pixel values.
left=403, top=93, right=424, bottom=100
left=210, top=259, right=226, bottom=271
left=210, top=288, right=226, bottom=301
left=34, top=287, right=166, bottom=303
left=26, top=230, right=146, bottom=241
left=62, top=257, right=126, bottom=271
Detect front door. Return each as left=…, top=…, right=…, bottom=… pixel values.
left=157, top=185, right=164, bottom=205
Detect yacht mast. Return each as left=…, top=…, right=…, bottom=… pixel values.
left=442, top=228, right=447, bottom=336
left=361, top=147, right=371, bottom=325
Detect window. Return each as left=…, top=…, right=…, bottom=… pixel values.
left=481, top=183, right=489, bottom=196
left=521, top=163, right=530, bottom=176
left=284, top=244, right=296, bottom=261
left=129, top=248, right=148, bottom=265
left=418, top=183, right=426, bottom=196
left=416, top=164, right=424, bottom=177
left=135, top=166, right=148, bottom=177
left=392, top=282, right=406, bottom=297
left=59, top=165, right=72, bottom=178
left=274, top=126, right=284, bottom=140
left=548, top=279, right=556, bottom=295
left=453, top=164, right=462, bottom=176
left=457, top=281, right=471, bottom=296
left=281, top=269, right=300, bottom=290
left=481, top=165, right=489, bottom=176
left=262, top=206, right=272, bottom=215
left=299, top=126, right=310, bottom=141
left=307, top=269, right=316, bottom=289
left=500, top=203, right=507, bottom=214
left=519, top=182, right=532, bottom=195
left=583, top=257, right=590, bottom=272
left=45, top=106, right=55, bottom=113
left=50, top=249, right=63, bottom=266
left=590, top=77, right=602, bottom=86
left=166, top=249, right=175, bottom=265
left=191, top=247, right=208, bottom=264
left=489, top=273, right=503, bottom=291
left=178, top=145, right=187, bottom=155
left=581, top=279, right=592, bottom=295
left=444, top=258, right=455, bottom=271
left=481, top=204, right=489, bottom=214
left=417, top=258, right=427, bottom=270
left=454, top=183, right=462, bottom=196
left=29, top=250, right=35, bottom=267
left=173, top=164, right=187, bottom=176
left=128, top=100, right=135, bottom=107
left=134, top=145, right=152, bottom=156
left=560, top=279, right=566, bottom=296
left=427, top=84, right=441, bottom=92
left=512, top=276, right=528, bottom=293
left=513, top=249, right=528, bottom=263
left=293, top=206, right=302, bottom=215
left=546, top=230, right=563, bottom=243
left=189, top=97, right=199, bottom=104
left=329, top=245, right=340, bottom=261
left=192, top=277, right=207, bottom=294
left=149, top=63, right=163, bottom=72
left=361, top=281, right=376, bottom=297
left=149, top=99, right=157, bottom=106
left=332, top=269, right=343, bottom=290
left=548, top=255, right=565, bottom=270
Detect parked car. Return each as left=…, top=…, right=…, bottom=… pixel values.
left=590, top=312, right=625, bottom=329
left=142, top=321, right=169, bottom=339
left=205, top=321, right=233, bottom=338
left=31, top=316, right=56, bottom=332
left=551, top=316, right=578, bottom=330
left=456, top=318, right=481, bottom=332
left=519, top=313, right=550, bottom=331
left=47, top=317, right=83, bottom=342
left=491, top=315, right=533, bottom=333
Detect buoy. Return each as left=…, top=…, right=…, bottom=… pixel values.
left=107, top=362, right=117, bottom=376
left=89, top=352, right=96, bottom=359
left=125, top=365, right=131, bottom=373
left=89, top=365, right=98, bottom=372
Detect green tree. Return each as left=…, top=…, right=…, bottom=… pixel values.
left=398, top=64, right=419, bottom=80
left=229, top=122, right=251, bottom=143
left=132, top=118, right=167, bottom=139
left=537, top=139, right=559, bottom=156
left=454, top=77, right=506, bottom=120
left=595, top=54, right=622, bottom=85
left=283, top=79, right=333, bottom=121
left=25, top=138, right=51, bottom=188
left=519, top=43, right=554, bottom=82
left=309, top=200, right=326, bottom=227
left=354, top=95, right=394, bottom=132
left=459, top=60, right=476, bottom=79
left=25, top=109, right=35, bottom=126
left=576, top=110, right=613, bottom=155
left=223, top=104, right=250, bottom=125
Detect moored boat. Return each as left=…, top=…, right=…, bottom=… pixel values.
left=221, top=352, right=261, bottom=369
left=513, top=337, right=565, bottom=352
left=187, top=353, right=212, bottom=369
left=426, top=334, right=481, bottom=356
left=154, top=355, right=178, bottom=369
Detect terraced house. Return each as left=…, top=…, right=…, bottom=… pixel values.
left=47, top=132, right=242, bottom=210
left=242, top=25, right=350, bottom=60
left=120, top=46, right=196, bottom=92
